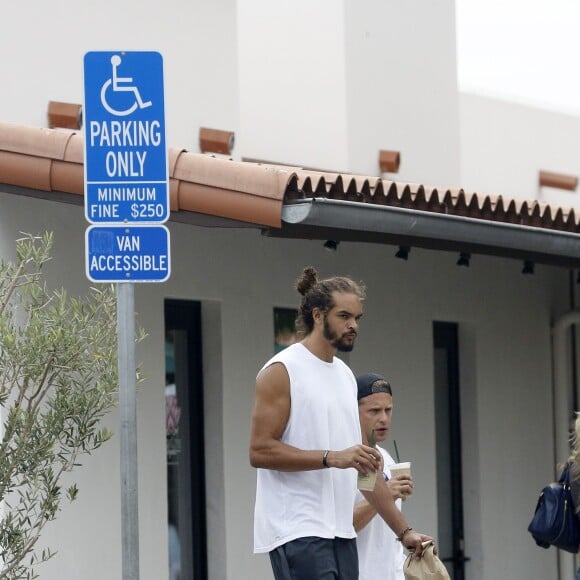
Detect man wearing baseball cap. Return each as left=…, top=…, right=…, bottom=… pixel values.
left=355, top=373, right=415, bottom=580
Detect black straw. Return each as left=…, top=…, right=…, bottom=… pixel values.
left=393, top=439, right=401, bottom=463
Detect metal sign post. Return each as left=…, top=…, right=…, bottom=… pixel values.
left=117, top=282, right=139, bottom=579
left=83, top=51, right=170, bottom=580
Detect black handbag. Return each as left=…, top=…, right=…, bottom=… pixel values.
left=528, top=463, right=580, bottom=553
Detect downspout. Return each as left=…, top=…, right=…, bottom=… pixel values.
left=552, top=309, right=580, bottom=580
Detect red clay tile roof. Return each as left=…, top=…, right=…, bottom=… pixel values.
left=1, top=120, right=580, bottom=242
left=0, top=122, right=289, bottom=228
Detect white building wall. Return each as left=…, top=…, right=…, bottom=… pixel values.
left=0, top=191, right=565, bottom=580
left=237, top=0, right=461, bottom=182
left=236, top=0, right=350, bottom=169
left=1, top=0, right=239, bottom=153
left=460, top=92, right=580, bottom=209
left=344, top=0, right=461, bottom=184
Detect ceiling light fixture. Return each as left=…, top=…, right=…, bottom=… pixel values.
left=522, top=260, right=535, bottom=275
left=395, top=246, right=410, bottom=260
left=323, top=240, right=339, bottom=252
left=457, top=252, right=470, bottom=268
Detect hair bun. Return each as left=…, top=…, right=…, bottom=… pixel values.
left=296, top=266, right=318, bottom=296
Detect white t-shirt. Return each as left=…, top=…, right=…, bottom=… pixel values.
left=355, top=447, right=405, bottom=580
left=253, top=343, right=361, bottom=553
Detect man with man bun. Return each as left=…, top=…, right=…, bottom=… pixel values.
left=249, top=266, right=433, bottom=579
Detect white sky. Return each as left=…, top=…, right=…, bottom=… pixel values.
left=455, top=0, right=580, bottom=116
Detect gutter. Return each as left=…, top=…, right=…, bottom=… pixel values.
left=279, top=198, right=580, bottom=267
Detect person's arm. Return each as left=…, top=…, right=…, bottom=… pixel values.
left=249, top=362, right=380, bottom=472
left=387, top=474, right=414, bottom=499
left=353, top=475, right=413, bottom=531
left=361, top=476, right=434, bottom=558
left=353, top=498, right=377, bottom=532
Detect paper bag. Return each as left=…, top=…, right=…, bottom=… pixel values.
left=404, top=540, right=450, bottom=580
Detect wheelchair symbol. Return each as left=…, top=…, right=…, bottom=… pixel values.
left=100, top=55, right=152, bottom=117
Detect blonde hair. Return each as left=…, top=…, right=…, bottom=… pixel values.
left=569, top=413, right=580, bottom=480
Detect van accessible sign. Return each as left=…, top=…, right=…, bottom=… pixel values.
left=83, top=51, right=169, bottom=224
left=86, top=225, right=170, bottom=282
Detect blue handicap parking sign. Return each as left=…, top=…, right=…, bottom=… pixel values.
left=83, top=51, right=169, bottom=224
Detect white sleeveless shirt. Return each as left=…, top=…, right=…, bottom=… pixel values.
left=253, top=343, right=361, bottom=553
left=355, top=447, right=405, bottom=579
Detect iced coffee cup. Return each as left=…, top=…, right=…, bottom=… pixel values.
left=357, top=469, right=378, bottom=491
left=389, top=462, right=412, bottom=499
left=389, top=461, right=411, bottom=478
left=358, top=430, right=379, bottom=491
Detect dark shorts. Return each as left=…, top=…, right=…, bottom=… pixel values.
left=269, top=536, right=358, bottom=580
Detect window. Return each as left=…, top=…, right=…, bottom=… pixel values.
left=274, top=307, right=297, bottom=353
left=165, top=300, right=207, bottom=580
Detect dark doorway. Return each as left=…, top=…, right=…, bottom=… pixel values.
left=165, top=299, right=207, bottom=580
left=433, top=321, right=468, bottom=579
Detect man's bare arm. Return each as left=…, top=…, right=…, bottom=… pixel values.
left=353, top=498, right=377, bottom=532
left=361, top=477, right=434, bottom=558
left=249, top=362, right=380, bottom=472
left=354, top=476, right=413, bottom=531
left=249, top=363, right=326, bottom=470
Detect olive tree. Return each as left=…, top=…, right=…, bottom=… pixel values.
left=0, top=233, right=119, bottom=579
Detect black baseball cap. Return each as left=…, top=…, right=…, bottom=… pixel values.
left=356, top=373, right=393, bottom=401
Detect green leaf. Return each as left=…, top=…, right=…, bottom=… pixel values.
left=0, top=232, right=123, bottom=579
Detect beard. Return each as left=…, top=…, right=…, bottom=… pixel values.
left=323, top=316, right=355, bottom=352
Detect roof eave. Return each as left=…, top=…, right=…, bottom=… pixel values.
left=267, top=198, right=580, bottom=268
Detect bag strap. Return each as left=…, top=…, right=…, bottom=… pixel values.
left=560, top=463, right=573, bottom=486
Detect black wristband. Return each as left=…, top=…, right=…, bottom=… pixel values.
left=322, top=450, right=330, bottom=468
